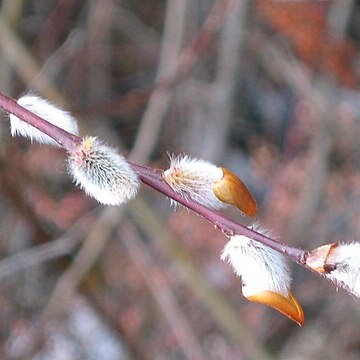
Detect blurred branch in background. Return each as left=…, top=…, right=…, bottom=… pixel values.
left=130, top=0, right=188, bottom=163
left=120, top=221, right=208, bottom=360
left=87, top=0, right=114, bottom=102
left=0, top=224, right=83, bottom=280
left=194, top=0, right=248, bottom=163
left=0, top=13, right=64, bottom=104
left=255, top=39, right=337, bottom=245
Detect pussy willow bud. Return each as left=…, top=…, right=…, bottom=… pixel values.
left=68, top=136, right=140, bottom=205
left=163, top=154, right=225, bottom=209
left=307, top=242, right=360, bottom=298
left=221, top=223, right=304, bottom=326
left=10, top=94, right=79, bottom=146
left=163, top=154, right=257, bottom=215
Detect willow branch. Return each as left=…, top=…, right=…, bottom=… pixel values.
left=0, top=91, right=309, bottom=266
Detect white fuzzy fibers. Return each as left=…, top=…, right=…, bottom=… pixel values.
left=68, top=137, right=140, bottom=205
left=10, top=95, right=79, bottom=146
left=221, top=223, right=291, bottom=297
left=163, top=154, right=224, bottom=209
left=325, top=242, right=360, bottom=298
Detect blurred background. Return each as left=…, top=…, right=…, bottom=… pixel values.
left=1, top=0, right=360, bottom=359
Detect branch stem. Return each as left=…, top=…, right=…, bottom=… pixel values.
left=0, top=91, right=309, bottom=266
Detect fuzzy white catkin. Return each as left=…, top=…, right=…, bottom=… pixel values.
left=68, top=137, right=140, bottom=205
left=325, top=242, right=360, bottom=298
left=221, top=223, right=292, bottom=297
left=163, top=154, right=225, bottom=209
left=10, top=95, right=79, bottom=146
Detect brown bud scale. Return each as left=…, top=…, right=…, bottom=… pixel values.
left=306, top=243, right=338, bottom=273
left=212, top=167, right=257, bottom=217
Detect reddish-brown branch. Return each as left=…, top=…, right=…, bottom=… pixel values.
left=0, top=91, right=309, bottom=266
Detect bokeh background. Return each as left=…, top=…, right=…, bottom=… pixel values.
left=1, top=0, right=360, bottom=359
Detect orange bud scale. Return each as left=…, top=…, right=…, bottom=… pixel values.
left=212, top=167, right=257, bottom=217
left=245, top=290, right=305, bottom=326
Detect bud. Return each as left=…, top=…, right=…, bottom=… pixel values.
left=221, top=223, right=304, bottom=326
left=163, top=154, right=257, bottom=215
left=10, top=94, right=79, bottom=146
left=163, top=154, right=225, bottom=209
left=68, top=136, right=140, bottom=205
left=307, top=242, right=360, bottom=298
